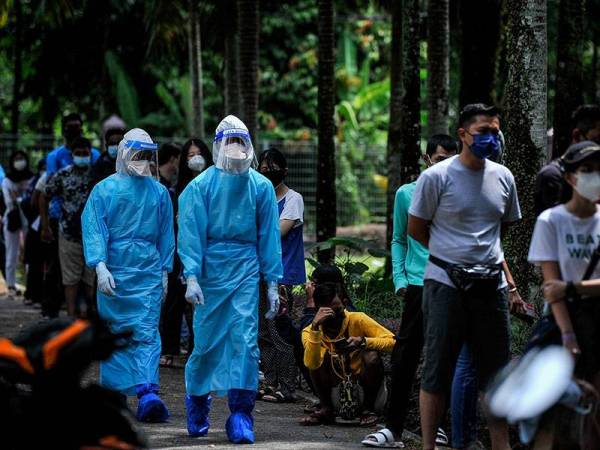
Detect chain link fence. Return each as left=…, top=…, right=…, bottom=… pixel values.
left=0, top=135, right=388, bottom=239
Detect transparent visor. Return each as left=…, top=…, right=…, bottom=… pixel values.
left=213, top=130, right=255, bottom=174
left=121, top=140, right=159, bottom=178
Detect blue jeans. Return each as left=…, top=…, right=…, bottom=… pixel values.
left=451, top=345, right=478, bottom=448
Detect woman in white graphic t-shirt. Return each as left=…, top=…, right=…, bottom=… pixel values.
left=528, top=140, right=600, bottom=388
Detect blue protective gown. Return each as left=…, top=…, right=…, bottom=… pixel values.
left=178, top=166, right=282, bottom=396
left=82, top=174, right=175, bottom=395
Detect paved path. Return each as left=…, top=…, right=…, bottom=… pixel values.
left=0, top=296, right=418, bottom=449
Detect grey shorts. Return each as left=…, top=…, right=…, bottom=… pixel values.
left=421, top=279, right=510, bottom=394
left=59, top=233, right=95, bottom=287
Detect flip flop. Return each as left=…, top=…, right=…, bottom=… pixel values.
left=300, top=409, right=334, bottom=426
left=361, top=428, right=405, bottom=448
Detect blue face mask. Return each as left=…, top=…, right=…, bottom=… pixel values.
left=107, top=145, right=118, bottom=159
left=73, top=156, right=91, bottom=168
left=469, top=132, right=500, bottom=160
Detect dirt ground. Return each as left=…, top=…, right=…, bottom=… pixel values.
left=0, top=295, right=420, bottom=449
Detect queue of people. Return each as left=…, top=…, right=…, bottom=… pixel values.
left=1, top=102, right=599, bottom=448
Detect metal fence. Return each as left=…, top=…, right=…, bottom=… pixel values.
left=0, top=135, right=388, bottom=237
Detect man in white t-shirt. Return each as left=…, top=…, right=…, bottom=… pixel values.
left=408, top=104, right=521, bottom=450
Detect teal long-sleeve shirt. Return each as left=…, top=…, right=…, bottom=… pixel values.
left=391, top=181, right=429, bottom=291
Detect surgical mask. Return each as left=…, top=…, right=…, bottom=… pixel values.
left=13, top=160, right=26, bottom=171
left=188, top=155, right=206, bottom=172
left=73, top=156, right=91, bottom=168
left=107, top=145, right=118, bottom=159
left=127, top=160, right=151, bottom=177
left=574, top=171, right=600, bottom=202
left=262, top=169, right=285, bottom=187
left=469, top=133, right=500, bottom=160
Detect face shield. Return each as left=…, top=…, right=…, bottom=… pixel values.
left=212, top=129, right=254, bottom=174
left=116, top=129, right=159, bottom=177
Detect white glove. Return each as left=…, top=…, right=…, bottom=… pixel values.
left=162, top=271, right=168, bottom=301
left=96, top=262, right=116, bottom=296
left=265, top=281, right=280, bottom=320
left=185, top=276, right=204, bottom=305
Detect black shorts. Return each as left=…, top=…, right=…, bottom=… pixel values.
left=569, top=300, right=600, bottom=380
left=421, top=279, right=510, bottom=394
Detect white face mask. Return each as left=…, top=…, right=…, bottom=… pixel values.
left=574, top=171, right=600, bottom=203
left=127, top=160, right=151, bottom=177
left=13, top=160, right=26, bottom=171
left=188, top=155, right=206, bottom=173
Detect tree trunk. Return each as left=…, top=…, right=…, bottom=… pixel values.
left=11, top=0, right=22, bottom=135
left=426, top=0, right=449, bottom=135
left=592, top=31, right=598, bottom=102
left=224, top=0, right=241, bottom=116
left=459, top=0, right=502, bottom=107
left=503, top=0, right=547, bottom=296
left=316, top=0, right=336, bottom=263
left=551, top=0, right=584, bottom=159
left=237, top=0, right=259, bottom=144
left=189, top=0, right=205, bottom=138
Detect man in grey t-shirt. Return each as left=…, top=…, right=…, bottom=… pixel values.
left=408, top=104, right=521, bottom=450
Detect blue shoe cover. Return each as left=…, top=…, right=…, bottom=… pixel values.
left=186, top=394, right=212, bottom=437
left=226, top=389, right=255, bottom=444
left=136, top=383, right=170, bottom=423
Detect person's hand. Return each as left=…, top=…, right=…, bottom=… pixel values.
left=185, top=276, right=204, bottom=305
left=161, top=271, right=168, bottom=301
left=346, top=336, right=366, bottom=349
left=312, top=307, right=335, bottom=329
left=265, top=281, right=280, bottom=319
left=396, top=287, right=407, bottom=297
left=561, top=331, right=581, bottom=359
left=508, top=287, right=526, bottom=314
left=41, top=225, right=54, bottom=243
left=543, top=280, right=567, bottom=304
left=96, top=262, right=116, bottom=296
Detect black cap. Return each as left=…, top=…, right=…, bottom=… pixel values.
left=459, top=103, right=500, bottom=128
left=561, top=141, right=600, bottom=171
left=310, top=265, right=343, bottom=284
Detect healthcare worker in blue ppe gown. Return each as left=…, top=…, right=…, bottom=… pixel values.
left=82, top=128, right=175, bottom=423
left=178, top=115, right=283, bottom=444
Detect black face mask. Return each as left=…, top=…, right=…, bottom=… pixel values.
left=64, top=126, right=81, bottom=145
left=324, top=308, right=346, bottom=330
left=262, top=169, right=285, bottom=187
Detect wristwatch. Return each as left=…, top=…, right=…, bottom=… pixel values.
left=565, top=281, right=578, bottom=301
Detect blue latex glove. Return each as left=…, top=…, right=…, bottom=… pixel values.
left=96, top=262, right=115, bottom=296
left=185, top=276, right=205, bottom=305
left=265, top=281, right=279, bottom=320
left=162, top=271, right=168, bottom=301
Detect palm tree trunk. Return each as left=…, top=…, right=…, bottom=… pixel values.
left=316, top=0, right=336, bottom=263
left=11, top=0, right=23, bottom=135
left=427, top=0, right=449, bottom=135
left=458, top=0, right=501, bottom=106
left=189, top=0, right=205, bottom=138
left=225, top=0, right=241, bottom=116
left=238, top=0, right=259, bottom=144
left=503, top=0, right=547, bottom=294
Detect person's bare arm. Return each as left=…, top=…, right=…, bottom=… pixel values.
left=39, top=193, right=53, bottom=242
left=407, top=214, right=430, bottom=248
left=280, top=218, right=295, bottom=238
left=540, top=261, right=580, bottom=356
left=502, top=260, right=526, bottom=313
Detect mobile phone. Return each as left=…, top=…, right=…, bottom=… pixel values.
left=512, top=302, right=538, bottom=324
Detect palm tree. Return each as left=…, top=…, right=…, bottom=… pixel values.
left=459, top=0, right=501, bottom=106
left=316, top=0, right=336, bottom=263
left=503, top=0, right=547, bottom=292
left=237, top=0, right=259, bottom=144
left=188, top=0, right=205, bottom=138
left=552, top=0, right=584, bottom=158
left=427, top=0, right=449, bottom=135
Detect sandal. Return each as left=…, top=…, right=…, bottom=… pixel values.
left=159, top=355, right=174, bottom=368
left=361, top=428, right=405, bottom=448
left=300, top=409, right=334, bottom=426
left=436, top=427, right=449, bottom=447
left=257, top=385, right=275, bottom=400
left=360, top=411, right=379, bottom=427
left=303, top=401, right=321, bottom=414
left=262, top=390, right=296, bottom=403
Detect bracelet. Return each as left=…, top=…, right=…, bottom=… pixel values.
left=565, top=281, right=578, bottom=300
left=561, top=331, right=577, bottom=342
left=508, top=287, right=518, bottom=293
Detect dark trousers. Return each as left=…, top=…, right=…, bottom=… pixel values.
left=41, top=220, right=65, bottom=318
left=160, top=258, right=194, bottom=355
left=24, top=228, right=44, bottom=303
left=386, top=284, right=424, bottom=435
